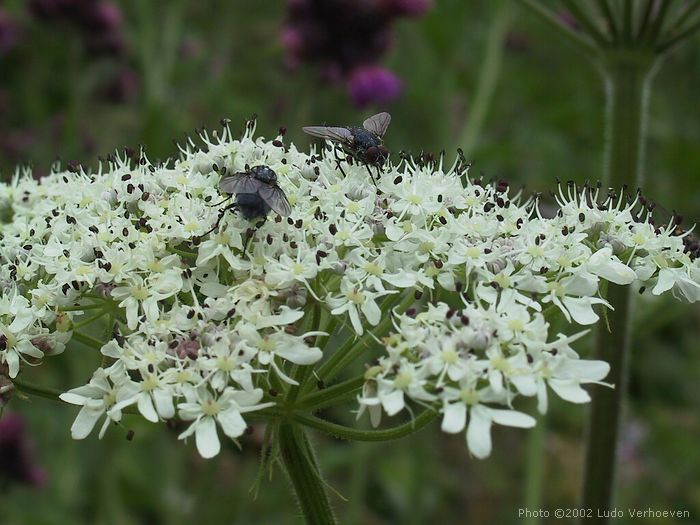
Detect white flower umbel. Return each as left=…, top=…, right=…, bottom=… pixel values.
left=2, top=121, right=699, bottom=459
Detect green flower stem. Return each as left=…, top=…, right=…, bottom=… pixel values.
left=293, top=409, right=437, bottom=442
left=596, top=0, right=618, bottom=40
left=657, top=14, right=700, bottom=54
left=561, top=0, right=609, bottom=46
left=644, top=0, right=671, bottom=43
left=582, top=53, right=655, bottom=521
left=57, top=302, right=108, bottom=312
left=278, top=423, right=337, bottom=525
left=456, top=0, right=513, bottom=155
left=71, top=330, right=106, bottom=350
left=167, top=246, right=198, bottom=259
left=515, top=0, right=597, bottom=56
left=297, top=375, right=365, bottom=411
left=287, top=302, right=323, bottom=403
left=299, top=292, right=409, bottom=397
left=317, top=292, right=414, bottom=388
left=12, top=378, right=64, bottom=402
left=72, top=309, right=110, bottom=330
left=637, top=0, right=655, bottom=39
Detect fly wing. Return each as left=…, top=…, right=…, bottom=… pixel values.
left=362, top=112, right=391, bottom=137
left=302, top=126, right=355, bottom=145
left=258, top=184, right=292, bottom=217
left=218, top=172, right=260, bottom=194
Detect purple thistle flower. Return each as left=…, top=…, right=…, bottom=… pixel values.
left=0, top=413, right=47, bottom=488
left=347, top=65, right=403, bottom=108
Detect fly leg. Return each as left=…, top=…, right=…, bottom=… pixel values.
left=242, top=217, right=267, bottom=257
left=208, top=194, right=232, bottom=207
left=364, top=163, right=378, bottom=188
left=332, top=145, right=347, bottom=177
left=199, top=202, right=237, bottom=239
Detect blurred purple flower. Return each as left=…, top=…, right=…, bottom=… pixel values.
left=28, top=0, right=92, bottom=20
left=283, top=0, right=392, bottom=75
left=0, top=413, right=47, bottom=488
left=28, top=0, right=126, bottom=56
left=0, top=8, right=22, bottom=55
left=378, top=0, right=432, bottom=17
left=86, top=2, right=122, bottom=31
left=283, top=0, right=428, bottom=104
left=99, top=66, right=139, bottom=103
left=347, top=65, right=403, bottom=108
left=179, top=35, right=203, bottom=60
left=557, top=10, right=579, bottom=31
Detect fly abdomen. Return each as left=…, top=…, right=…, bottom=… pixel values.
left=235, top=193, right=271, bottom=220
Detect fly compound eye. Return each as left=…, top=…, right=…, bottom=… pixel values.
left=365, top=146, right=380, bottom=164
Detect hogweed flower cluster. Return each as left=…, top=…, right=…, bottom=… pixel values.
left=1, top=120, right=699, bottom=459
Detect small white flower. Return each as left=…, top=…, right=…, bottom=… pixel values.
left=177, top=386, right=273, bottom=458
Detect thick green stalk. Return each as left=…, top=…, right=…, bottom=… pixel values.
left=600, top=52, right=656, bottom=188
left=279, top=423, right=337, bottom=525
left=581, top=52, right=656, bottom=521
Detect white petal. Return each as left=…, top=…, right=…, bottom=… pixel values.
left=488, top=369, right=503, bottom=394
left=124, top=298, right=139, bottom=330
left=195, top=417, right=221, bottom=458
left=563, top=296, right=600, bottom=325
left=6, top=351, right=19, bottom=378
left=70, top=403, right=104, bottom=439
left=536, top=380, right=548, bottom=414
left=361, top=298, right=381, bottom=326
left=277, top=343, right=323, bottom=365
left=229, top=388, right=264, bottom=407
left=218, top=408, right=247, bottom=438
left=441, top=402, right=466, bottom=434
left=589, top=250, right=635, bottom=285
left=380, top=389, right=405, bottom=416
left=153, top=389, right=175, bottom=419
left=510, top=374, right=537, bottom=397
left=137, top=393, right=158, bottom=422
left=556, top=359, right=610, bottom=382
left=651, top=269, right=675, bottom=295
left=369, top=405, right=382, bottom=428
left=466, top=406, right=493, bottom=459
left=9, top=309, right=33, bottom=332
left=489, top=409, right=536, bottom=428
left=548, top=379, right=591, bottom=403
left=143, top=297, right=159, bottom=324
left=348, top=307, right=363, bottom=335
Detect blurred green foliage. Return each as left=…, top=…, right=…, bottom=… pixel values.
left=1, top=1, right=699, bottom=524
